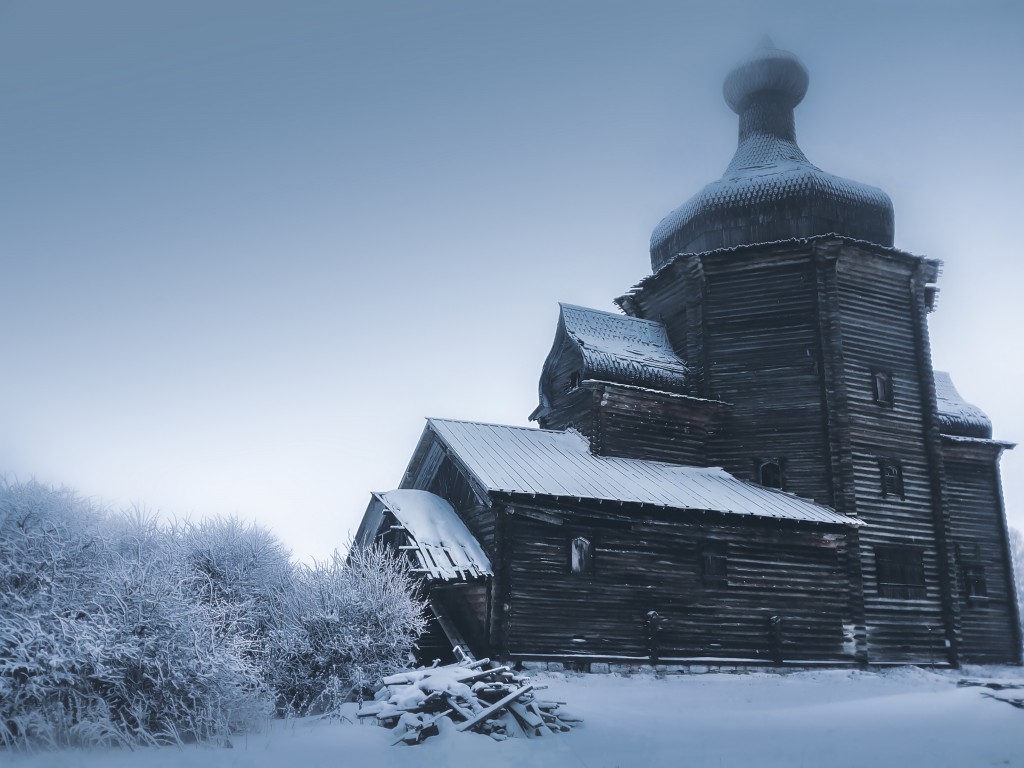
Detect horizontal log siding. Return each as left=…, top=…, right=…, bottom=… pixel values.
left=537, top=386, right=599, bottom=445
left=835, top=248, right=948, bottom=663
left=943, top=448, right=1022, bottom=663
left=594, top=385, right=713, bottom=466
left=504, top=504, right=852, bottom=663
left=697, top=253, right=834, bottom=506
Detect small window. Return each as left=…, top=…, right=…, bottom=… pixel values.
left=878, top=459, right=904, bottom=498
left=756, top=458, right=784, bottom=490
left=875, top=546, right=926, bottom=599
left=570, top=536, right=593, bottom=575
left=957, top=543, right=988, bottom=601
left=701, top=541, right=728, bottom=587
left=962, top=563, right=988, bottom=600
left=567, top=372, right=581, bottom=392
left=872, top=370, right=894, bottom=407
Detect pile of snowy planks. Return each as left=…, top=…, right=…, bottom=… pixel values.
left=357, top=658, right=582, bottom=745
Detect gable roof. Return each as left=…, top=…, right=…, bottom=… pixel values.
left=558, top=303, right=688, bottom=393
left=355, top=489, right=492, bottom=581
left=933, top=371, right=992, bottom=439
left=425, top=418, right=858, bottom=527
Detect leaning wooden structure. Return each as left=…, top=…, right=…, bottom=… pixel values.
left=355, top=39, right=1021, bottom=668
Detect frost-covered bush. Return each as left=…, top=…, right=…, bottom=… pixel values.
left=84, top=512, right=271, bottom=745
left=264, top=546, right=426, bottom=716
left=0, top=483, right=269, bottom=749
left=1011, top=527, right=1024, bottom=639
left=172, top=514, right=293, bottom=666
left=1, top=480, right=429, bottom=747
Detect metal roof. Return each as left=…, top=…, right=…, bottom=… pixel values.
left=427, top=418, right=858, bottom=526
left=559, top=303, right=688, bottom=393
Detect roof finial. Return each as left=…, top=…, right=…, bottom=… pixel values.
left=722, top=39, right=809, bottom=114
left=758, top=34, right=776, bottom=49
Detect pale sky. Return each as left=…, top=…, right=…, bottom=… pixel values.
left=2, top=0, right=1022, bottom=561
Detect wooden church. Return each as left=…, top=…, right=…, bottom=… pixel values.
left=355, top=40, right=1021, bottom=668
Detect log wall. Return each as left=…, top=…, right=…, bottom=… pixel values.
left=623, top=237, right=961, bottom=663
left=501, top=500, right=853, bottom=663
left=832, top=244, right=952, bottom=663
left=942, top=440, right=1022, bottom=663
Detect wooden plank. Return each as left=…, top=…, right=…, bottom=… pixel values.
left=456, top=684, right=534, bottom=732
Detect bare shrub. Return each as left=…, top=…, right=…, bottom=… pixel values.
left=264, top=545, right=427, bottom=716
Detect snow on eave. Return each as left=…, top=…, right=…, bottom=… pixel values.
left=582, top=379, right=730, bottom=407
left=940, top=434, right=1015, bottom=450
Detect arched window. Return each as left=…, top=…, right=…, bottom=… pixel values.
left=757, top=458, right=784, bottom=489
left=570, top=536, right=593, bottom=575
left=878, top=459, right=904, bottom=498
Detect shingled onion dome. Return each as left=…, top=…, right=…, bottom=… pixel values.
left=650, top=38, right=895, bottom=271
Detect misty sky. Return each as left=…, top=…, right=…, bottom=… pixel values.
left=2, top=0, right=1023, bottom=561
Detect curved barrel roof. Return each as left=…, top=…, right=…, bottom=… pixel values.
left=934, top=371, right=992, bottom=439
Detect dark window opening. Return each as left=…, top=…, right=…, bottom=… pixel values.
left=956, top=543, right=988, bottom=601
left=962, top=563, right=988, bottom=600
left=568, top=372, right=581, bottom=392
left=875, top=546, right=926, bottom=599
left=878, top=459, right=904, bottom=498
left=756, top=458, right=784, bottom=490
left=872, top=370, right=894, bottom=406
left=701, top=541, right=728, bottom=587
left=570, top=536, right=593, bottom=575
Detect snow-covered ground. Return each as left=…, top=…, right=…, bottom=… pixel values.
left=10, top=666, right=1024, bottom=768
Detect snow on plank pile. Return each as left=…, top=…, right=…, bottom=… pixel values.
left=357, top=659, right=581, bottom=745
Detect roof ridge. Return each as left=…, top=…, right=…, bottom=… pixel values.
left=426, top=416, right=576, bottom=435
left=559, top=302, right=668, bottom=328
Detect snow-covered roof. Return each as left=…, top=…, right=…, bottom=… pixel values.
left=559, top=303, right=688, bottom=393
left=933, top=371, right=992, bottom=439
left=355, top=489, right=492, bottom=581
left=427, top=418, right=858, bottom=526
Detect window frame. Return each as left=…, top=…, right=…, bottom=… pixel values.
left=754, top=457, right=785, bottom=490
left=874, top=545, right=926, bottom=600
left=878, top=458, right=905, bottom=499
left=956, top=543, right=989, bottom=603
left=872, top=369, right=895, bottom=407
left=569, top=535, right=594, bottom=576
left=700, top=540, right=728, bottom=588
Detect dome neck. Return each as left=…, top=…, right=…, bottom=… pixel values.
left=727, top=95, right=810, bottom=173
left=738, top=95, right=797, bottom=144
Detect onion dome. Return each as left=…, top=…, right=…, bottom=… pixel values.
left=650, top=37, right=895, bottom=271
